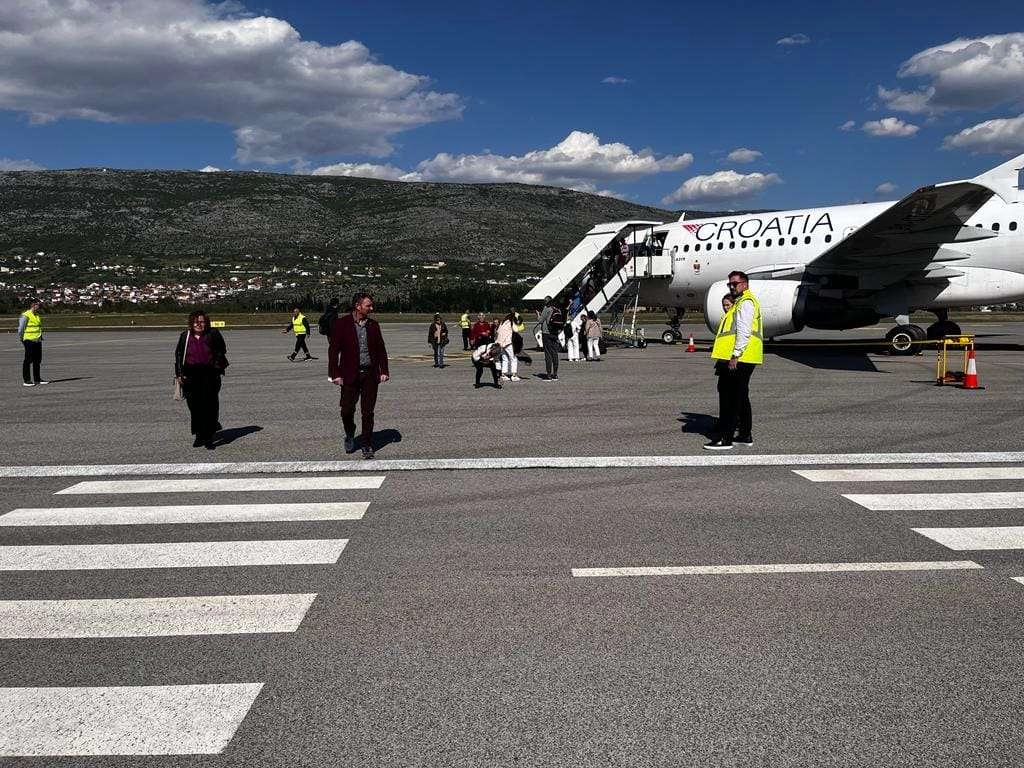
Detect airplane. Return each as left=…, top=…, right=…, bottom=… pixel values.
left=524, top=153, right=1024, bottom=354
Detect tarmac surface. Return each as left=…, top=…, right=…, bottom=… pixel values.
left=2, top=321, right=1024, bottom=766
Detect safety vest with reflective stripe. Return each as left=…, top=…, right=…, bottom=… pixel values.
left=21, top=309, right=42, bottom=341
left=459, top=313, right=471, bottom=329
left=292, top=313, right=307, bottom=335
left=710, top=291, right=763, bottom=364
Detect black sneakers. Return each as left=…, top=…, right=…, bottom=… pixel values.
left=362, top=446, right=375, bottom=460
left=703, top=438, right=734, bottom=451
left=344, top=435, right=356, bottom=453
left=734, top=434, right=754, bottom=446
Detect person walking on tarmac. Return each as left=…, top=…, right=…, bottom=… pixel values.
left=283, top=307, right=315, bottom=361
left=704, top=271, right=762, bottom=450
left=18, top=298, right=47, bottom=386
left=459, top=310, right=471, bottom=350
left=329, top=292, right=390, bottom=460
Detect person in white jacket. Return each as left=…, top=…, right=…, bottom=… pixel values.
left=472, top=342, right=503, bottom=388
left=495, top=312, right=520, bottom=381
left=565, top=314, right=582, bottom=362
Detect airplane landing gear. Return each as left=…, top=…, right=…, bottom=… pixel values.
left=661, top=328, right=682, bottom=344
left=885, top=324, right=926, bottom=355
left=926, top=319, right=962, bottom=340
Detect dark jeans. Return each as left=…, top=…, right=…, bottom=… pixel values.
left=293, top=334, right=310, bottom=356
left=22, top=340, right=42, bottom=383
left=433, top=344, right=445, bottom=367
left=340, top=369, right=379, bottom=446
left=181, top=364, right=222, bottom=438
left=474, top=360, right=499, bottom=386
left=461, top=328, right=470, bottom=350
left=542, top=333, right=560, bottom=378
left=716, top=361, right=755, bottom=439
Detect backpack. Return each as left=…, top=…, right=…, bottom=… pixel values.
left=547, top=306, right=564, bottom=334
left=317, top=309, right=337, bottom=336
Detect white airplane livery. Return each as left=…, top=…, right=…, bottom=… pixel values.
left=525, top=153, right=1024, bottom=353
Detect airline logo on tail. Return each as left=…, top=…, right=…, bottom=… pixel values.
left=682, top=224, right=701, bottom=235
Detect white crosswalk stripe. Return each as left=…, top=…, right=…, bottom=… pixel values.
left=912, top=526, right=1024, bottom=551
left=0, top=684, right=263, bottom=756
left=572, top=560, right=983, bottom=577
left=795, top=467, right=1024, bottom=483
left=0, top=594, right=318, bottom=638
left=844, top=491, right=1024, bottom=511
left=56, top=475, right=385, bottom=495
left=0, top=470, right=385, bottom=756
left=0, top=501, right=369, bottom=526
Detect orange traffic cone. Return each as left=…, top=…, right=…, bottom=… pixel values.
left=959, top=348, right=984, bottom=390
left=686, top=334, right=697, bottom=353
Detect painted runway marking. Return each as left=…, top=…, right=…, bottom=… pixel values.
left=571, top=561, right=982, bottom=577
left=1011, top=577, right=1024, bottom=587
left=0, top=539, right=348, bottom=571
left=56, top=476, right=385, bottom=495
left=0, top=683, right=262, bottom=756
left=0, top=501, right=369, bottom=526
left=8, top=451, right=1024, bottom=477
left=845, top=491, right=1024, bottom=511
left=0, top=594, right=317, bottom=638
left=796, top=466, right=1024, bottom=483
left=912, top=527, right=1024, bottom=551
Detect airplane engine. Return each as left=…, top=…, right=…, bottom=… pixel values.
left=704, top=279, right=803, bottom=338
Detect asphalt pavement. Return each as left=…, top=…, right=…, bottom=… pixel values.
left=2, top=322, right=1024, bottom=766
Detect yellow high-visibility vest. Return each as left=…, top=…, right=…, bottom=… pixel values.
left=710, top=291, right=763, bottom=364
left=21, top=309, right=42, bottom=341
left=459, top=313, right=470, bottom=329
left=513, top=313, right=525, bottom=333
left=291, top=313, right=307, bottom=335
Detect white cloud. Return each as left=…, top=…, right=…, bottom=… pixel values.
left=661, top=170, right=782, bottom=206
left=862, top=117, right=919, bottom=137
left=727, top=148, right=762, bottom=163
left=777, top=33, right=810, bottom=46
left=310, top=162, right=418, bottom=181
left=942, top=113, right=1024, bottom=154
left=0, top=0, right=463, bottom=164
left=0, top=157, right=44, bottom=171
left=875, top=181, right=897, bottom=195
left=839, top=120, right=856, bottom=131
left=198, top=165, right=222, bottom=173
left=602, top=76, right=630, bottom=84
left=880, top=33, right=1024, bottom=114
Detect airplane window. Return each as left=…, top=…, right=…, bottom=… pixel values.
left=791, top=237, right=798, bottom=245
left=693, top=244, right=700, bottom=251
left=804, top=236, right=811, bottom=244
left=976, top=224, right=983, bottom=228
left=729, top=241, right=735, bottom=249
left=683, top=244, right=690, bottom=252
left=741, top=241, right=747, bottom=248
left=1011, top=222, right=1018, bottom=231
left=753, top=239, right=760, bottom=247
left=766, top=238, right=773, bottom=247
left=993, top=223, right=1000, bottom=231
left=825, top=234, right=832, bottom=242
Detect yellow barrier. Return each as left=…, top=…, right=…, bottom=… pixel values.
left=210, top=320, right=226, bottom=328
left=935, top=334, right=974, bottom=385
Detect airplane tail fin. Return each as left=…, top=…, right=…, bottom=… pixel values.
left=971, top=152, right=1024, bottom=204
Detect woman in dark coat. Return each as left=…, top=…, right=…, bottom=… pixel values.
left=174, top=309, right=228, bottom=447
left=427, top=313, right=449, bottom=368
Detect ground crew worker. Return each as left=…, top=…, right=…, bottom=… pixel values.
left=459, top=310, right=471, bottom=350
left=282, top=307, right=315, bottom=361
left=704, top=271, right=762, bottom=450
left=18, top=298, right=47, bottom=387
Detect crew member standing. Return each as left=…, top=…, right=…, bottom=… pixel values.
left=704, top=271, right=762, bottom=450
left=18, top=298, right=47, bottom=387
left=469, top=312, right=492, bottom=347
left=329, top=293, right=390, bottom=460
left=459, top=310, right=471, bottom=350
left=283, top=307, right=314, bottom=361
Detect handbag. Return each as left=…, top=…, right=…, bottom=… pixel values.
left=172, top=378, right=185, bottom=401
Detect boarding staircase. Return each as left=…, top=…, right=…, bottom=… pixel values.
left=522, top=220, right=672, bottom=341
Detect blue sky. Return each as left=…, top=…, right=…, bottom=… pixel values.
left=1, top=0, right=1022, bottom=210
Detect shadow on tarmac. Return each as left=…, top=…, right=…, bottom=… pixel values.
left=367, top=428, right=402, bottom=454
left=769, top=346, right=884, bottom=373
left=678, top=411, right=717, bottom=438
left=43, top=377, right=94, bottom=384
left=207, top=425, right=263, bottom=449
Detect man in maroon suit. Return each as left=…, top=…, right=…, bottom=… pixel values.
left=329, top=292, right=390, bottom=459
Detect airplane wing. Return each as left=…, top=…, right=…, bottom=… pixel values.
left=803, top=181, right=996, bottom=279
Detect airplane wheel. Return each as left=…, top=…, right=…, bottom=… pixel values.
left=661, top=330, right=677, bottom=344
left=926, top=320, right=962, bottom=340
left=885, top=324, right=926, bottom=355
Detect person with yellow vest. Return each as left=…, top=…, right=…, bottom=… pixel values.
left=459, top=310, right=471, bottom=350
left=18, top=299, right=48, bottom=387
left=282, top=307, right=315, bottom=361
left=705, top=271, right=763, bottom=450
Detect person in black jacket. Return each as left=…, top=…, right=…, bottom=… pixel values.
left=174, top=309, right=228, bottom=447
left=427, top=313, right=449, bottom=367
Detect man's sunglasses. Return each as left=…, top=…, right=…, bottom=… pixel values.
left=727, top=281, right=744, bottom=287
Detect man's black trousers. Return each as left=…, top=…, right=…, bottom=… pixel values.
left=716, top=361, right=755, bottom=439
left=22, top=340, right=42, bottom=384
